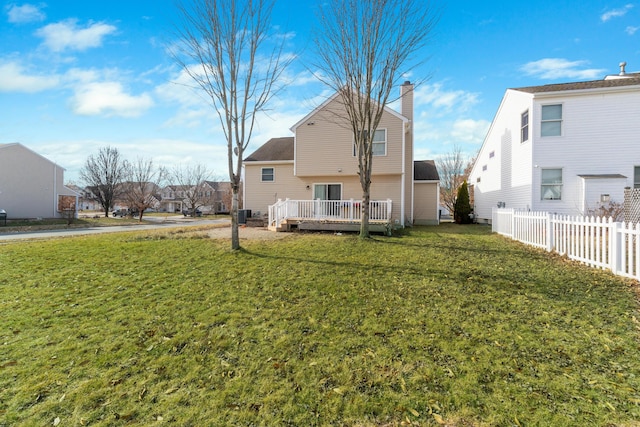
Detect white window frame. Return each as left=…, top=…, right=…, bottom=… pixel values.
left=353, top=128, right=387, bottom=157
left=261, top=167, right=274, bottom=182
left=541, top=168, right=562, bottom=200
left=634, top=166, right=640, bottom=189
left=541, top=104, right=562, bottom=137
left=313, top=183, right=342, bottom=200
left=521, top=109, right=529, bottom=142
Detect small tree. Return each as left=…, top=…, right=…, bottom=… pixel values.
left=173, top=0, right=289, bottom=250
left=58, top=195, right=77, bottom=226
left=454, top=180, right=472, bottom=224
left=121, top=157, right=166, bottom=221
left=172, top=163, right=214, bottom=216
left=436, top=145, right=474, bottom=215
left=80, top=146, right=128, bottom=217
left=313, top=0, right=438, bottom=238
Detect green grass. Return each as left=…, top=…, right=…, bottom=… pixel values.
left=1, top=224, right=639, bottom=426
left=2, top=216, right=142, bottom=231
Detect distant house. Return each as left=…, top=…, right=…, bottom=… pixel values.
left=470, top=63, right=640, bottom=223
left=0, top=143, right=78, bottom=219
left=67, top=184, right=102, bottom=211
left=243, top=82, right=440, bottom=231
left=158, top=181, right=232, bottom=214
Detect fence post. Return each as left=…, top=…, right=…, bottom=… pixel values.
left=610, top=218, right=620, bottom=275
left=546, top=212, right=553, bottom=252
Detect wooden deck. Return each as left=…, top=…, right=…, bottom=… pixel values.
left=270, top=218, right=392, bottom=234
left=268, top=199, right=394, bottom=234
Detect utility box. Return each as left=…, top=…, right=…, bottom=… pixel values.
left=238, top=209, right=252, bottom=224
left=0, top=209, right=6, bottom=226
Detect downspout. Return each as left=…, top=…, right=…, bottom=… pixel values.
left=401, top=125, right=405, bottom=227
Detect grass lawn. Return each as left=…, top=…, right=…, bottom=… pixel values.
left=1, top=224, right=639, bottom=426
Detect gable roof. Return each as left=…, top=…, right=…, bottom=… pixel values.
left=0, top=142, right=66, bottom=170
left=289, top=90, right=408, bottom=132
left=414, top=160, right=439, bottom=181
left=513, top=74, right=640, bottom=94
left=244, top=137, right=294, bottom=162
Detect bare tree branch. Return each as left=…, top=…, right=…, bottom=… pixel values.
left=121, top=157, right=166, bottom=222
left=312, top=0, right=437, bottom=237
left=172, top=0, right=290, bottom=249
left=80, top=146, right=128, bottom=218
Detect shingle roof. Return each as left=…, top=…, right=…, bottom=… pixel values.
left=414, top=160, right=439, bottom=181
left=244, top=137, right=294, bottom=162
left=513, top=74, right=640, bottom=94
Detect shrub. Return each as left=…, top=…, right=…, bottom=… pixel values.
left=454, top=180, right=472, bottom=224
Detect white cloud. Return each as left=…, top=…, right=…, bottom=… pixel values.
left=35, top=19, right=117, bottom=52
left=414, top=82, right=480, bottom=115
left=601, top=4, right=633, bottom=22
left=520, top=58, right=606, bottom=80
left=0, top=61, right=59, bottom=92
left=451, top=119, right=491, bottom=143
left=6, top=3, right=46, bottom=23
left=626, top=25, right=639, bottom=35
left=70, top=81, right=153, bottom=117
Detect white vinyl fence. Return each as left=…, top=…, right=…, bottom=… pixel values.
left=492, top=208, right=640, bottom=281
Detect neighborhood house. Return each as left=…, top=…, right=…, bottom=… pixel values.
left=470, top=62, right=640, bottom=223
left=0, top=143, right=78, bottom=220
left=243, top=82, right=440, bottom=231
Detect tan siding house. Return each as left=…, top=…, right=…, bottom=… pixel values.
left=0, top=143, right=78, bottom=220
left=243, top=83, right=440, bottom=230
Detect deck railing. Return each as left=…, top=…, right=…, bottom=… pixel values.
left=268, top=199, right=392, bottom=230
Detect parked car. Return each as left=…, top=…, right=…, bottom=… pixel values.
left=112, top=209, right=129, bottom=217
left=182, top=209, right=202, bottom=217
left=112, top=208, right=139, bottom=217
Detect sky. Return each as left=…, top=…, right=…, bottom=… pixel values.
left=1, top=1, right=639, bottom=184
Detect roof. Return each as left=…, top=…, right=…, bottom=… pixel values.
left=414, top=160, right=439, bottom=181
left=513, top=74, right=640, bottom=94
left=244, top=137, right=294, bottom=162
left=577, top=174, right=627, bottom=179
left=289, top=89, right=408, bottom=132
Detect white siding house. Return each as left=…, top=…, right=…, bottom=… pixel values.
left=0, top=143, right=78, bottom=219
left=470, top=64, right=640, bottom=223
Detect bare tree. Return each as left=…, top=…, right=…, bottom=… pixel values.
left=121, top=157, right=166, bottom=222
left=436, top=145, right=471, bottom=215
left=313, top=0, right=437, bottom=238
left=172, top=163, right=215, bottom=216
left=172, top=0, right=289, bottom=250
left=80, top=146, right=128, bottom=218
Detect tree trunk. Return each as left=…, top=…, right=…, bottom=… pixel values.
left=231, top=187, right=240, bottom=250
left=360, top=189, right=370, bottom=238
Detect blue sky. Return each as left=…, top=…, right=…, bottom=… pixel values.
left=1, top=1, right=638, bottom=183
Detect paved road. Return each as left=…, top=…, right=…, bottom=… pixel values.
left=0, top=217, right=230, bottom=241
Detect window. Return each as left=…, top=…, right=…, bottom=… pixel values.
left=482, top=165, right=487, bottom=171
left=635, top=166, right=640, bottom=189
left=541, top=168, right=562, bottom=200
left=314, top=184, right=341, bottom=200
left=353, top=129, right=386, bottom=156
left=261, top=167, right=274, bottom=182
left=541, top=104, right=562, bottom=137
left=489, top=151, right=495, bottom=158
left=521, top=110, right=529, bottom=142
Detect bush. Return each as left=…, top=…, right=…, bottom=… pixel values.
left=454, top=180, right=473, bottom=224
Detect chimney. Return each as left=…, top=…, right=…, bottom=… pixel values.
left=620, top=61, right=627, bottom=76
left=401, top=81, right=414, bottom=122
